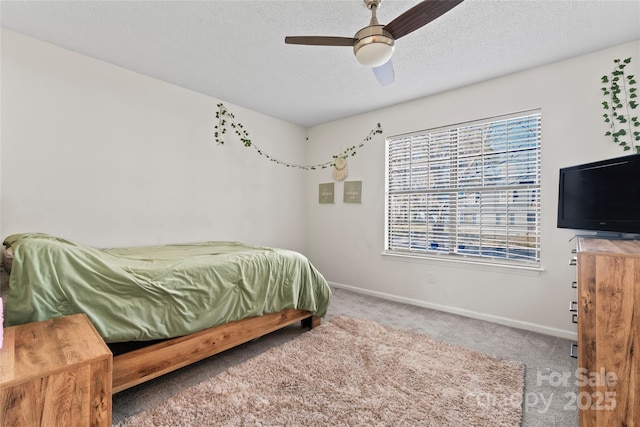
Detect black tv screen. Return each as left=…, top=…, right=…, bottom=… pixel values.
left=557, top=153, right=640, bottom=235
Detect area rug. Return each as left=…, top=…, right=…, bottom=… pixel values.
left=116, top=316, right=524, bottom=426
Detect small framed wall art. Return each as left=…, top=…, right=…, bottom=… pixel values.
left=319, top=182, right=335, bottom=204
left=343, top=180, right=362, bottom=204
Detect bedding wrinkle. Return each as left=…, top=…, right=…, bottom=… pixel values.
left=3, top=233, right=331, bottom=342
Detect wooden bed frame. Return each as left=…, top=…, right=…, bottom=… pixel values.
left=112, top=308, right=320, bottom=393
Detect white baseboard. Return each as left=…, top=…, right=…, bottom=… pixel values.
left=329, top=281, right=578, bottom=341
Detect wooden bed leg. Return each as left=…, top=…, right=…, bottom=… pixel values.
left=302, top=315, right=321, bottom=329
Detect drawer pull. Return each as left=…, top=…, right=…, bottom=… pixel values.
left=570, top=343, right=578, bottom=358
left=571, top=281, right=577, bottom=289
left=569, top=257, right=577, bottom=266
left=569, top=301, right=578, bottom=312
left=572, top=313, right=578, bottom=324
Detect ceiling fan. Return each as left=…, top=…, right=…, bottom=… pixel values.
left=285, top=0, right=464, bottom=86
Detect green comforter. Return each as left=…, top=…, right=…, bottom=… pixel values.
left=3, top=233, right=331, bottom=343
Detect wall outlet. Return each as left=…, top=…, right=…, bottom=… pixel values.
left=426, top=271, right=435, bottom=284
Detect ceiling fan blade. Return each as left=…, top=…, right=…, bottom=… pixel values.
left=284, top=36, right=357, bottom=47
left=384, top=0, right=464, bottom=40
left=373, top=60, right=395, bottom=86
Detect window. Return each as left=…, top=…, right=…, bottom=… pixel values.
left=385, top=110, right=541, bottom=266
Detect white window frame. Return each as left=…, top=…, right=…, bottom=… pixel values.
left=384, top=110, right=541, bottom=268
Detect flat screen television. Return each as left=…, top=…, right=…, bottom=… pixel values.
left=557, top=153, right=640, bottom=235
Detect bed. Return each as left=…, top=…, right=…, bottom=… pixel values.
left=1, top=233, right=331, bottom=393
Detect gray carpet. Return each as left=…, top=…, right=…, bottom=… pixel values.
left=112, top=286, right=578, bottom=426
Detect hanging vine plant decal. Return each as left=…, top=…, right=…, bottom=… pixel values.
left=214, top=103, right=383, bottom=170
left=601, top=57, right=640, bottom=153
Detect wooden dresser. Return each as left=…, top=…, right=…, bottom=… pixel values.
left=576, top=238, right=639, bottom=427
left=0, top=313, right=112, bottom=426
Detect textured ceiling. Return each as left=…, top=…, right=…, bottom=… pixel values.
left=1, top=0, right=639, bottom=128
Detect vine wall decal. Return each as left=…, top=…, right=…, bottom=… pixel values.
left=214, top=103, right=383, bottom=170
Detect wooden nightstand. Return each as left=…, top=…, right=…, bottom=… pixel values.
left=0, top=313, right=112, bottom=426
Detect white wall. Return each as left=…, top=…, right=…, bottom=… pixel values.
left=3, top=29, right=639, bottom=339
left=1, top=30, right=308, bottom=252
left=305, top=40, right=640, bottom=339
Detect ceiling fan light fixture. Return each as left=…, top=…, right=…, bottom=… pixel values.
left=353, top=26, right=395, bottom=68
left=285, top=0, right=464, bottom=83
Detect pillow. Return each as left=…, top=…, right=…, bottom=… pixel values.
left=1, top=246, right=13, bottom=274
left=1, top=233, right=53, bottom=274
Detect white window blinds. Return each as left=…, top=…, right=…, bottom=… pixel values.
left=385, top=110, right=541, bottom=266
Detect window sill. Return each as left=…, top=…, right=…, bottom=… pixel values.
left=381, top=251, right=545, bottom=276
